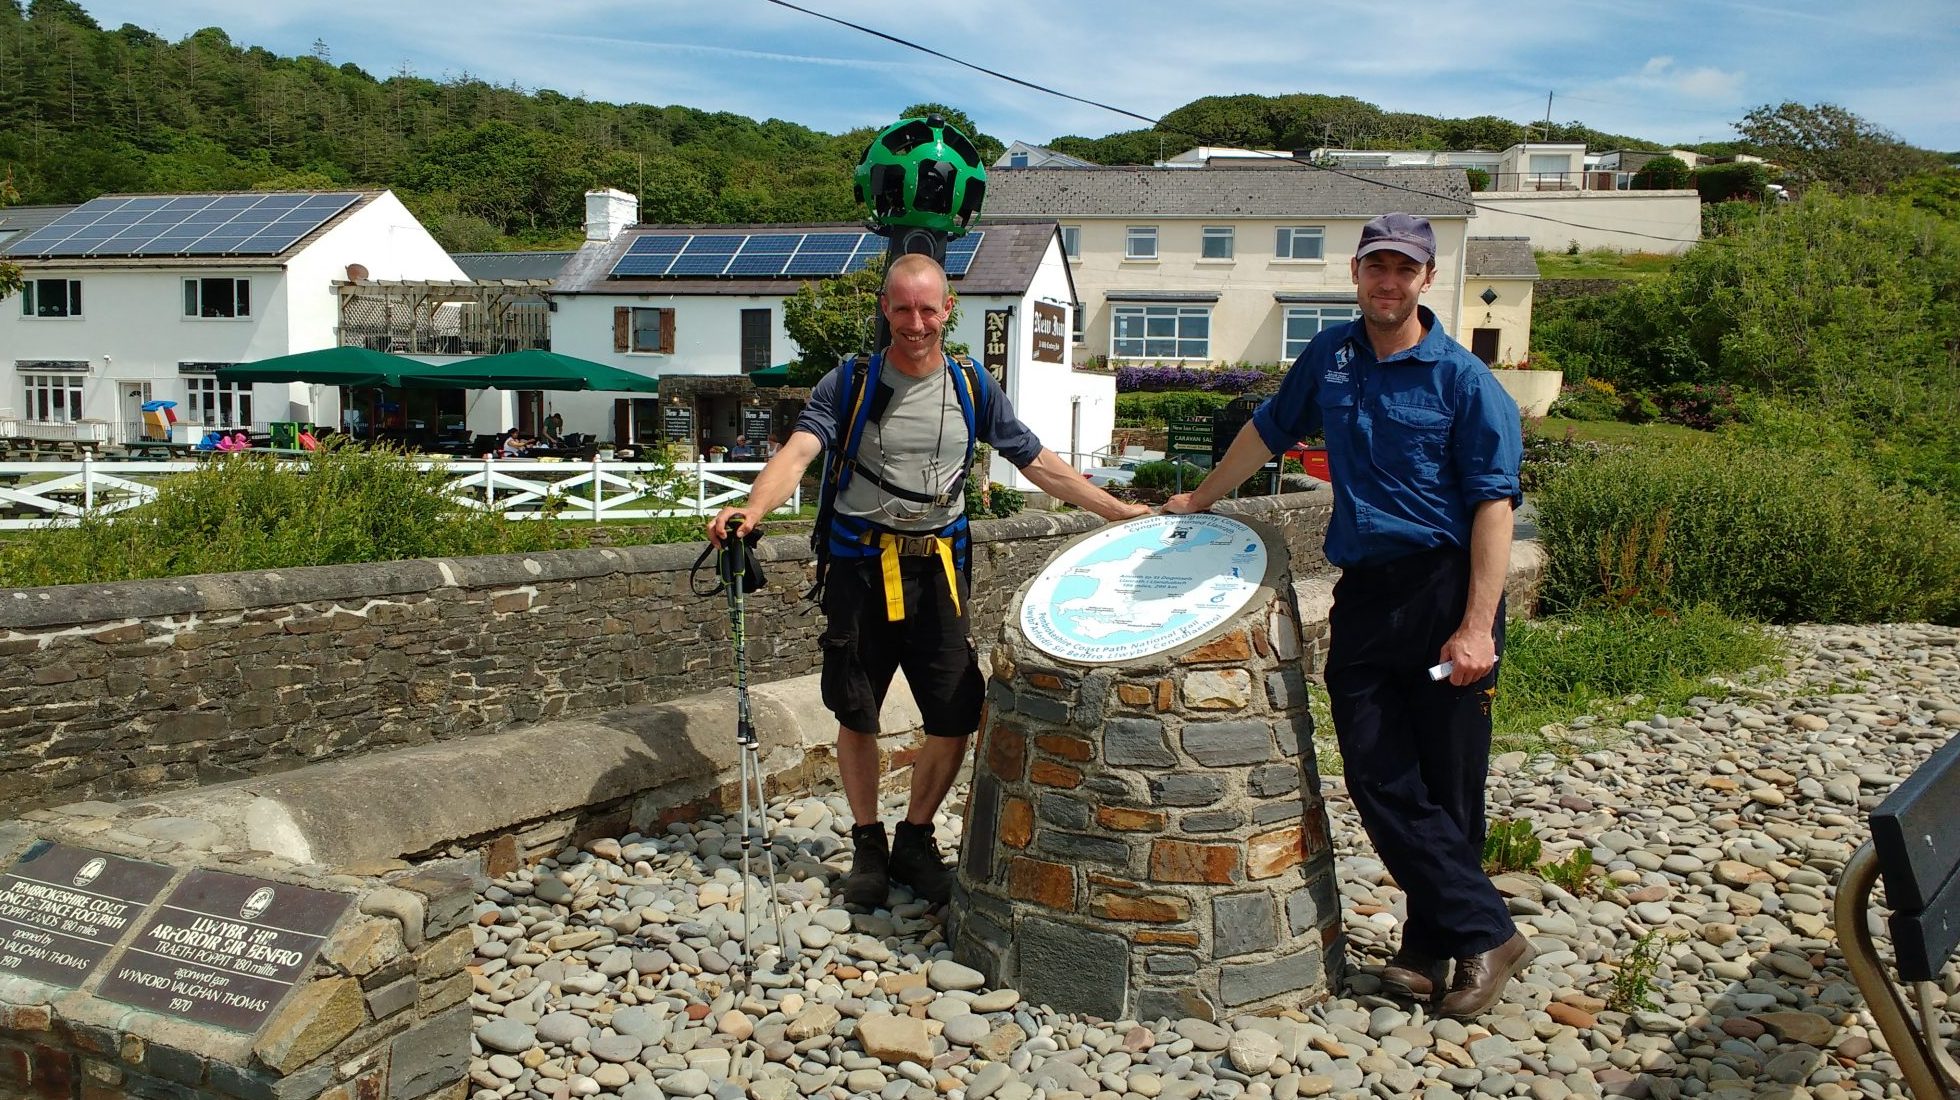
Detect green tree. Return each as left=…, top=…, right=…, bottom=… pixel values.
left=783, top=256, right=886, bottom=386
left=1631, top=155, right=1691, bottom=189
left=1887, top=170, right=1960, bottom=221
left=1736, top=101, right=1944, bottom=193
left=1694, top=161, right=1771, bottom=203
left=0, top=169, right=21, bottom=302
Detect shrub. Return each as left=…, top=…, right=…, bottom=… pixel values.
left=1654, top=382, right=1743, bottom=430
left=1129, top=460, right=1205, bottom=492
left=1549, top=378, right=1621, bottom=422
left=1631, top=155, right=1692, bottom=190
left=1520, top=426, right=1610, bottom=495
left=1535, top=438, right=1960, bottom=623
left=1115, top=365, right=1268, bottom=393
left=1607, top=929, right=1677, bottom=1013
left=0, top=442, right=582, bottom=588
left=1114, top=390, right=1237, bottom=426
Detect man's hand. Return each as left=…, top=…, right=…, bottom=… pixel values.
left=1163, top=492, right=1206, bottom=515
left=706, top=508, right=755, bottom=548
left=1107, top=501, right=1153, bottom=522
left=1438, top=626, right=1498, bottom=687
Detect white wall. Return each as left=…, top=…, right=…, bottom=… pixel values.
left=1472, top=191, right=1700, bottom=254
left=1060, top=215, right=1471, bottom=363
left=983, top=243, right=1115, bottom=488
left=1, top=191, right=469, bottom=436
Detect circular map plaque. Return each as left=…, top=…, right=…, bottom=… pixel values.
left=1019, top=514, right=1269, bottom=665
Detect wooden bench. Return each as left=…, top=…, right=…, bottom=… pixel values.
left=1836, top=732, right=1960, bottom=1098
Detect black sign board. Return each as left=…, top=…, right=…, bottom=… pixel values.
left=1030, top=301, right=1066, bottom=364
left=0, top=842, right=172, bottom=988
left=96, top=870, right=350, bottom=1033
left=741, top=406, right=772, bottom=445
left=1167, top=417, right=1213, bottom=456
left=983, top=309, right=1010, bottom=380
left=662, top=403, right=695, bottom=445
left=1213, top=396, right=1279, bottom=470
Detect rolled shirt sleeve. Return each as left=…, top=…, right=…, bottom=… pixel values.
left=1452, top=369, right=1524, bottom=508
left=791, top=366, right=845, bottom=449
left=1251, top=345, right=1325, bottom=456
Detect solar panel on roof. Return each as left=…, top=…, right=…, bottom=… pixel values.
left=603, top=229, right=987, bottom=279
left=0, top=192, right=361, bottom=258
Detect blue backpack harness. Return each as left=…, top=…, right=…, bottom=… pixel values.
left=809, top=352, right=990, bottom=622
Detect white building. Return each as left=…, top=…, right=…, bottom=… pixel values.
left=0, top=190, right=463, bottom=443
left=544, top=198, right=1110, bottom=490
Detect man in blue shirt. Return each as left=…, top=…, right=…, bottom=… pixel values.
left=1168, top=213, right=1530, bottom=1019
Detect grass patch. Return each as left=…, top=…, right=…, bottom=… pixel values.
left=1533, top=248, right=1678, bottom=281
left=1309, top=605, right=1783, bottom=774
left=1495, top=605, right=1783, bottom=746
left=1532, top=417, right=1705, bottom=448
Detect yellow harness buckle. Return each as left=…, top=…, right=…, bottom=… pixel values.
left=862, top=531, right=963, bottom=621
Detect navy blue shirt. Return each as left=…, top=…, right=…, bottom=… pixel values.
left=1251, top=306, right=1522, bottom=569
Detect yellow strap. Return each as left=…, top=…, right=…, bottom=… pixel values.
left=935, top=537, right=961, bottom=616
left=880, top=539, right=905, bottom=621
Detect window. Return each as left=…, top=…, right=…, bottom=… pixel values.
left=1274, top=226, right=1325, bottom=261
left=740, top=308, right=770, bottom=374
left=184, top=278, right=251, bottom=318
left=185, top=376, right=253, bottom=429
left=1112, top=305, right=1209, bottom=360
left=1125, top=226, right=1158, bottom=261
left=614, top=307, right=675, bottom=354
left=1283, top=306, right=1360, bottom=360
left=1071, top=303, right=1085, bottom=344
left=22, top=374, right=84, bottom=422
left=1528, top=154, right=1569, bottom=174
left=1060, top=225, right=1080, bottom=260
left=1201, top=226, right=1234, bottom=260
left=1009, top=151, right=1029, bottom=167
left=21, top=279, right=82, bottom=318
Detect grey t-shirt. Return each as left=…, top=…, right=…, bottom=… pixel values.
left=795, top=357, right=1043, bottom=533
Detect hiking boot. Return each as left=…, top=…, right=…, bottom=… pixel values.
left=1380, top=946, right=1450, bottom=1002
left=1437, top=932, right=1535, bottom=1019
left=889, top=820, right=955, bottom=904
left=841, top=823, right=889, bottom=911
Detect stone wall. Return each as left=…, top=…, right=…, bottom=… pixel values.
left=0, top=822, right=476, bottom=1100
left=0, top=493, right=1336, bottom=816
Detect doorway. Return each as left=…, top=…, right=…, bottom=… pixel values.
left=1471, top=328, right=1500, bottom=365
left=120, top=382, right=153, bottom=442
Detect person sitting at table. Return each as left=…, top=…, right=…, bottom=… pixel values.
left=499, top=430, right=533, bottom=458
left=728, top=434, right=755, bottom=461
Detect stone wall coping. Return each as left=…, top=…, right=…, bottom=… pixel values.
left=17, top=668, right=919, bottom=871
left=0, top=497, right=1302, bottom=633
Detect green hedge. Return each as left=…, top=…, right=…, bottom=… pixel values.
left=1114, top=390, right=1236, bottom=426
left=1535, top=437, right=1960, bottom=624
left=0, top=442, right=585, bottom=588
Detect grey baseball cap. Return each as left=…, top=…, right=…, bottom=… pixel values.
left=1356, top=212, right=1436, bottom=264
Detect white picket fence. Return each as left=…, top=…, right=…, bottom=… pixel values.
left=0, top=457, right=796, bottom=530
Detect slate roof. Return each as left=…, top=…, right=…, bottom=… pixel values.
left=0, top=204, right=79, bottom=248
left=1465, top=237, right=1540, bottom=279
left=451, top=251, right=576, bottom=281
left=982, top=167, right=1474, bottom=219
left=554, top=220, right=1066, bottom=298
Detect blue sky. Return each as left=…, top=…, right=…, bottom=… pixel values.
left=78, top=0, right=1960, bottom=152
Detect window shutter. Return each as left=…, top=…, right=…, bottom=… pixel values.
left=614, top=307, right=631, bottom=352
left=659, top=309, right=676, bottom=354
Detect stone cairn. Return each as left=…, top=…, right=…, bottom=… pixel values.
left=952, top=516, right=1344, bottom=1024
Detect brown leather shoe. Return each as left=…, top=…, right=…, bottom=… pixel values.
left=1437, top=932, right=1535, bottom=1019
left=1380, top=947, right=1449, bottom=1002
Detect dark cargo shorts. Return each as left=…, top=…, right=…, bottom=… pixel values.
left=818, top=557, right=983, bottom=738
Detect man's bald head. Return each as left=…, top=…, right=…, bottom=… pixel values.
left=882, top=253, right=950, bottom=300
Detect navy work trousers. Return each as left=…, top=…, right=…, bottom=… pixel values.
left=1325, top=545, right=1516, bottom=960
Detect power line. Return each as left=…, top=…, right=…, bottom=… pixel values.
left=761, top=0, right=1702, bottom=246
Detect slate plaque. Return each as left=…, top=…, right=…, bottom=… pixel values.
left=96, top=869, right=351, bottom=1032
left=0, top=841, right=173, bottom=987
left=662, top=403, right=695, bottom=444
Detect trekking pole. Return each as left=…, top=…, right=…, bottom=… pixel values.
left=721, top=514, right=787, bottom=1002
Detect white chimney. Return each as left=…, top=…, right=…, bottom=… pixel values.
left=585, top=188, right=640, bottom=242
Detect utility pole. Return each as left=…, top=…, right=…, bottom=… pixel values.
left=1541, top=92, right=1554, bottom=142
